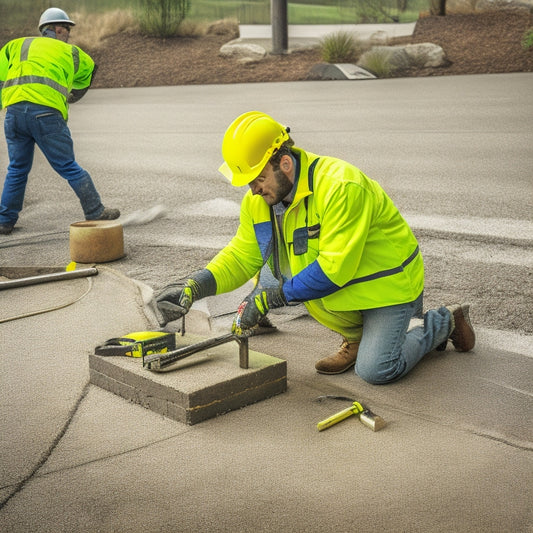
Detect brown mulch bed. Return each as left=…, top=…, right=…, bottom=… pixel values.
left=89, top=32, right=323, bottom=88
left=1, top=11, right=532, bottom=87
left=88, top=10, right=533, bottom=88
left=392, top=10, right=533, bottom=77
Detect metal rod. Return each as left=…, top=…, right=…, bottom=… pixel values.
left=0, top=267, right=98, bottom=290
left=238, top=337, right=249, bottom=369
left=143, top=333, right=243, bottom=370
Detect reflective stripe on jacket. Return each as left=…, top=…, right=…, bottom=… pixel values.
left=207, top=147, right=424, bottom=311
left=0, top=36, right=95, bottom=120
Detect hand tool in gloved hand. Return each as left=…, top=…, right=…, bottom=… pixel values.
left=232, top=287, right=287, bottom=336
left=155, top=269, right=217, bottom=326
left=316, top=395, right=386, bottom=432
left=143, top=332, right=249, bottom=371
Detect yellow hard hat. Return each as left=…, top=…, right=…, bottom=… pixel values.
left=219, top=111, right=290, bottom=186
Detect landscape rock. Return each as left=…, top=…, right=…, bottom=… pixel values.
left=359, top=45, right=411, bottom=71
left=358, top=42, right=447, bottom=72
left=207, top=19, right=240, bottom=38
left=369, top=30, right=389, bottom=45
left=307, top=63, right=376, bottom=80
left=445, top=0, right=477, bottom=12
left=219, top=41, right=267, bottom=62
left=403, top=42, right=448, bottom=67
left=475, top=0, right=533, bottom=11
left=441, top=0, right=532, bottom=11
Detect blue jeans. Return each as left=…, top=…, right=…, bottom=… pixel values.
left=355, top=292, right=452, bottom=384
left=0, top=102, right=104, bottom=226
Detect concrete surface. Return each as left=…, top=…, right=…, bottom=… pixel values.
left=89, top=331, right=287, bottom=424
left=0, top=265, right=531, bottom=532
left=1, top=62, right=532, bottom=531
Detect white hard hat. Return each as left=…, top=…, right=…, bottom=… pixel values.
left=38, top=7, right=75, bottom=31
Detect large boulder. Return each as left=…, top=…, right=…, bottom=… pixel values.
left=360, top=45, right=411, bottom=71
left=358, top=42, right=447, bottom=72
left=445, top=0, right=477, bottom=12
left=219, top=42, right=267, bottom=63
left=475, top=0, right=533, bottom=11
left=443, top=0, right=533, bottom=11
left=403, top=43, right=447, bottom=67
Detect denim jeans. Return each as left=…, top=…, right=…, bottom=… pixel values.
left=355, top=292, right=452, bottom=384
left=0, top=102, right=104, bottom=226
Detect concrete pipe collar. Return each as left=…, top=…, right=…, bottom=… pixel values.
left=69, top=220, right=124, bottom=263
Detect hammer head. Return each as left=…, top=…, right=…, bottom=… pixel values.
left=359, top=409, right=386, bottom=432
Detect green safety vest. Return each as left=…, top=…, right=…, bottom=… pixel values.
left=0, top=36, right=95, bottom=120
left=207, top=147, right=424, bottom=311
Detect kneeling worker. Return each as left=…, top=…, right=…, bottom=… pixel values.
left=156, top=111, right=475, bottom=384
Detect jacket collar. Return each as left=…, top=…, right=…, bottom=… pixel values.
left=291, top=147, right=317, bottom=205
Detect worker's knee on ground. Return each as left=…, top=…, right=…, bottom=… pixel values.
left=355, top=363, right=384, bottom=385
left=355, top=360, right=401, bottom=385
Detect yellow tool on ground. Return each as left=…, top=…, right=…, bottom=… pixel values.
left=317, top=398, right=386, bottom=432
left=94, top=331, right=176, bottom=358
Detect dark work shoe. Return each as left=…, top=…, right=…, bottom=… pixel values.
left=315, top=340, right=360, bottom=374
left=93, top=207, right=120, bottom=221
left=0, top=223, right=14, bottom=235
left=446, top=304, right=475, bottom=352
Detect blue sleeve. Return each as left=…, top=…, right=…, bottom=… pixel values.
left=282, top=260, right=340, bottom=302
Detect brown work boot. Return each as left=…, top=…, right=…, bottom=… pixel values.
left=315, top=339, right=359, bottom=374
left=446, top=304, right=475, bottom=352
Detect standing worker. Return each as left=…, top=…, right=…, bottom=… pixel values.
left=156, top=111, right=475, bottom=385
left=0, top=7, right=119, bottom=235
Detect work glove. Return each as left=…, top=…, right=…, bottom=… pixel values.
left=232, top=287, right=288, bottom=336
left=156, top=269, right=216, bottom=326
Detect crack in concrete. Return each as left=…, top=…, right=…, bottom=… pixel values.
left=0, top=383, right=91, bottom=511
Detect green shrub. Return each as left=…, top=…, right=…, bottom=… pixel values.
left=319, top=31, right=364, bottom=64
left=522, top=27, right=533, bottom=50
left=358, top=48, right=393, bottom=78
left=137, top=0, right=191, bottom=38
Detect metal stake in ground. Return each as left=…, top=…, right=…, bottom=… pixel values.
left=143, top=333, right=249, bottom=371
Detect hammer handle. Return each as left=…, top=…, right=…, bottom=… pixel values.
left=317, top=406, right=357, bottom=431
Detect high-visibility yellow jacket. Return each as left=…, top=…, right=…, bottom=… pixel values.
left=207, top=147, right=424, bottom=311
left=0, top=36, right=95, bottom=120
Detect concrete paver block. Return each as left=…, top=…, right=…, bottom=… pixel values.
left=89, top=333, right=287, bottom=424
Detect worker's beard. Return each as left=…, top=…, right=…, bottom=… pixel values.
left=272, top=168, right=294, bottom=205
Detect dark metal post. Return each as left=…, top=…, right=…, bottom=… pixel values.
left=238, top=337, right=249, bottom=369
left=271, top=0, right=288, bottom=55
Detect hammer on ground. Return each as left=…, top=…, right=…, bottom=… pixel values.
left=316, top=396, right=386, bottom=432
